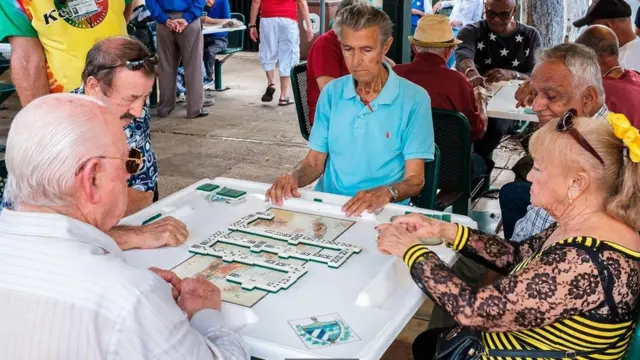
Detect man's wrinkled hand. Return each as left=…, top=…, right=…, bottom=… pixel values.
left=137, top=216, right=189, bottom=249
left=265, top=174, right=301, bottom=206
left=342, top=187, right=393, bottom=217
left=466, top=68, right=487, bottom=88
left=149, top=267, right=182, bottom=301
left=515, top=79, right=534, bottom=108
left=177, top=276, right=222, bottom=319
left=485, top=68, right=515, bottom=84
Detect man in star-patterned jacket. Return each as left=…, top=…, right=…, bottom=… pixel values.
left=454, top=0, right=541, bottom=174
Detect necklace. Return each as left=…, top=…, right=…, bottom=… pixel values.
left=604, top=65, right=623, bottom=78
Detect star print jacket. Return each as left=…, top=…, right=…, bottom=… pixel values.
left=456, top=20, right=542, bottom=76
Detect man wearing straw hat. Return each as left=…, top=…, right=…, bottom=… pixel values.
left=395, top=14, right=487, bottom=144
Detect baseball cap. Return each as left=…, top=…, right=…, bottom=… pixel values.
left=573, top=0, right=632, bottom=27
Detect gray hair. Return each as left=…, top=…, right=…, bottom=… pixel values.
left=337, top=0, right=367, bottom=14
left=535, top=43, right=605, bottom=104
left=333, top=3, right=394, bottom=45
left=575, top=25, right=620, bottom=58
left=414, top=46, right=448, bottom=55
left=5, top=94, right=115, bottom=207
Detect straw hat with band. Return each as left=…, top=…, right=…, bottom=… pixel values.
left=408, top=14, right=463, bottom=48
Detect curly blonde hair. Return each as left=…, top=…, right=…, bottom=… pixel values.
left=529, top=117, right=640, bottom=230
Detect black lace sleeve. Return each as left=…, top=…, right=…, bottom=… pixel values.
left=450, top=224, right=554, bottom=275
left=403, top=241, right=617, bottom=332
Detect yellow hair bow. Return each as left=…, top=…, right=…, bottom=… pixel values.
left=607, top=113, right=640, bottom=163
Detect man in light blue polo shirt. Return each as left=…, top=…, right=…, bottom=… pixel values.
left=266, top=3, right=434, bottom=217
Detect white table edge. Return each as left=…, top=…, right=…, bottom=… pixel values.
left=123, top=177, right=474, bottom=360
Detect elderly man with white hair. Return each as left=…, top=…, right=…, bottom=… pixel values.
left=428, top=43, right=610, bottom=330
left=0, top=94, right=250, bottom=360
left=503, top=43, right=609, bottom=242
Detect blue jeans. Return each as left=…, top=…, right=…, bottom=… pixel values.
left=446, top=28, right=459, bottom=69
left=499, top=182, right=532, bottom=240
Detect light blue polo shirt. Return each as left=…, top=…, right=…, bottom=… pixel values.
left=309, top=63, right=434, bottom=201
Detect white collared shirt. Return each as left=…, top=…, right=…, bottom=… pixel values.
left=441, top=0, right=483, bottom=28
left=0, top=210, right=250, bottom=360
left=620, top=37, right=640, bottom=72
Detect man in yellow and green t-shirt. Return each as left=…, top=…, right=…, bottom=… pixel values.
left=0, top=0, right=134, bottom=105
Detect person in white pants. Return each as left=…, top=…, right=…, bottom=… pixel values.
left=249, top=0, right=314, bottom=106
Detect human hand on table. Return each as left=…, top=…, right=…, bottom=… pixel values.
left=149, top=267, right=182, bottom=301
left=389, top=213, right=446, bottom=238
left=466, top=68, right=487, bottom=88
left=265, top=174, right=301, bottom=206
left=342, top=186, right=392, bottom=217
left=485, top=68, right=516, bottom=84
left=514, top=79, right=534, bottom=108
left=375, top=223, right=420, bottom=257
left=177, top=276, right=222, bottom=319
left=250, top=27, right=258, bottom=42
left=112, top=216, right=189, bottom=250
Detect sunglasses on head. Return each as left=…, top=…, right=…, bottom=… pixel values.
left=485, top=7, right=514, bottom=21
left=77, top=148, right=144, bottom=176
left=557, top=109, right=605, bottom=167
left=98, top=54, right=158, bottom=73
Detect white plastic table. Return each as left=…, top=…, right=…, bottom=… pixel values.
left=203, top=24, right=247, bottom=35
left=122, top=178, right=477, bottom=360
left=487, top=80, right=538, bottom=122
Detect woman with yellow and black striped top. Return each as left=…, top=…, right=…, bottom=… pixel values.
left=377, top=113, right=640, bottom=360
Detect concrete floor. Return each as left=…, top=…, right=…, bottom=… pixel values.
left=0, top=52, right=525, bottom=359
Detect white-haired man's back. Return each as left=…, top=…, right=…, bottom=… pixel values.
left=0, top=94, right=250, bottom=360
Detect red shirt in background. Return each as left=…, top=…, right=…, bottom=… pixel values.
left=394, top=52, right=487, bottom=142
left=306, top=30, right=350, bottom=125
left=603, top=70, right=640, bottom=128
left=260, top=0, right=297, bottom=21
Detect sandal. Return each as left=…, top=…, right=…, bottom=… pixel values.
left=278, top=97, right=294, bottom=106
left=261, top=84, right=276, bottom=102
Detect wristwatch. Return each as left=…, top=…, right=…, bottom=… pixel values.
left=386, top=185, right=399, bottom=202
left=248, top=24, right=257, bottom=28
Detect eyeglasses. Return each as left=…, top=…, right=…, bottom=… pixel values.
left=485, top=7, right=514, bottom=21
left=557, top=109, right=605, bottom=167
left=77, top=148, right=144, bottom=175
left=98, top=54, right=158, bottom=73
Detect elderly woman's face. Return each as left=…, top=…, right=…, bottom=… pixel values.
left=527, top=159, right=570, bottom=213
left=340, top=26, right=392, bottom=84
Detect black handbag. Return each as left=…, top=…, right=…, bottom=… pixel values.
left=434, top=326, right=483, bottom=360
left=433, top=243, right=632, bottom=360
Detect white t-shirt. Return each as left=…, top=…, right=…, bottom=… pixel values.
left=620, top=37, right=640, bottom=72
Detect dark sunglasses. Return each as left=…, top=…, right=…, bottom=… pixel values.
left=77, top=148, right=144, bottom=176
left=557, top=109, right=605, bottom=167
left=98, top=54, right=158, bottom=73
left=485, top=7, right=514, bottom=21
